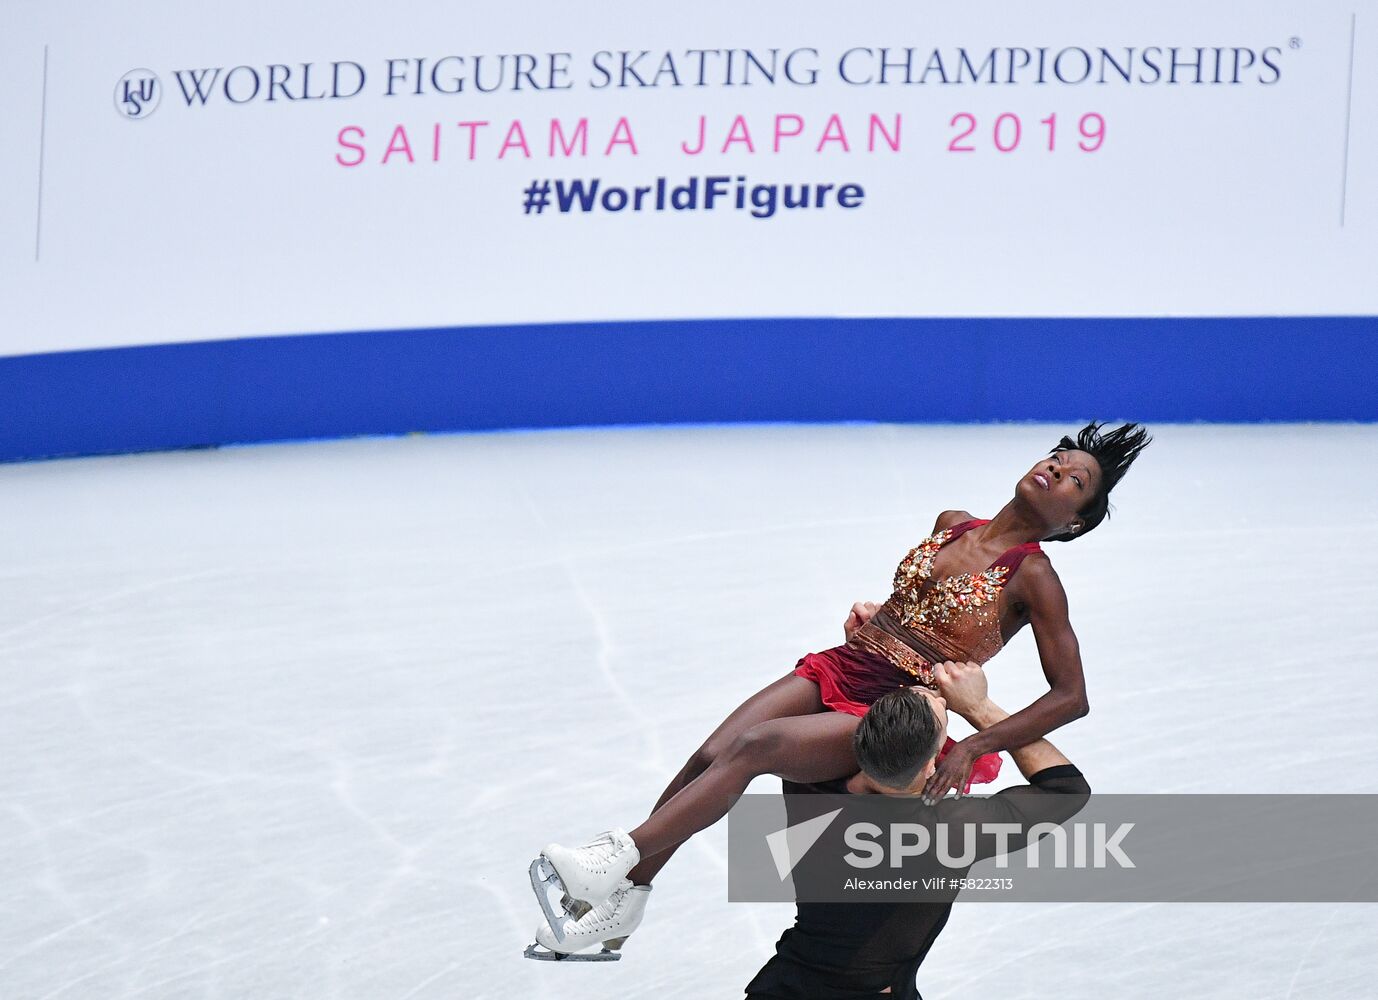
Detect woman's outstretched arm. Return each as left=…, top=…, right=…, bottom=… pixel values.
left=920, top=555, right=1089, bottom=803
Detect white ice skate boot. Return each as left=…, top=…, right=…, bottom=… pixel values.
left=532, top=828, right=640, bottom=924
left=524, top=879, right=651, bottom=962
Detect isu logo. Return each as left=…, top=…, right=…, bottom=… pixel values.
left=115, top=69, right=161, bottom=119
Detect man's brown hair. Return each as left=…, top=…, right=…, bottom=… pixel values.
left=852, top=688, right=943, bottom=789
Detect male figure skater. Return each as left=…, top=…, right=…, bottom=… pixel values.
left=744, top=659, right=1091, bottom=999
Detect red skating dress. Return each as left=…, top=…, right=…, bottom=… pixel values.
left=794, top=518, right=1044, bottom=792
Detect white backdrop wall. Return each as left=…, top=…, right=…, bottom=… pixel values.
left=1, top=0, right=1375, bottom=358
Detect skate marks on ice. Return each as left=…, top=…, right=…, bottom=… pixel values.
left=1, top=425, right=1377, bottom=998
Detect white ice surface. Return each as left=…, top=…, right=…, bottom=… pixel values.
left=2, top=423, right=1377, bottom=999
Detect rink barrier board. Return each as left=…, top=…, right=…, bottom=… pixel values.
left=2, top=315, right=1375, bottom=461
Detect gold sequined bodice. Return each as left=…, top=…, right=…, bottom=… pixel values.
left=849, top=518, right=1042, bottom=687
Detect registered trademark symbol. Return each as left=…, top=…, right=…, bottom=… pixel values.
left=1289, top=37, right=1302, bottom=49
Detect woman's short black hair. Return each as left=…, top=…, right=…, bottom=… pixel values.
left=1047, top=420, right=1153, bottom=543
left=853, top=688, right=944, bottom=789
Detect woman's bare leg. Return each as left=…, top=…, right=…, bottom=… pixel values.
left=629, top=711, right=861, bottom=862
left=626, top=672, right=824, bottom=885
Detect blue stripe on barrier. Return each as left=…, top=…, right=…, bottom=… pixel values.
left=1, top=316, right=1375, bottom=462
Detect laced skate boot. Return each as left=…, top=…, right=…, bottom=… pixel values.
left=524, top=880, right=651, bottom=961
left=535, top=828, right=640, bottom=920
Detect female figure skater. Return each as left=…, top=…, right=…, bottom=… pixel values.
left=526, top=421, right=1151, bottom=959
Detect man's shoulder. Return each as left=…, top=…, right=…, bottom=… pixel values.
left=934, top=766, right=1091, bottom=831
left=783, top=776, right=851, bottom=796
left=941, top=765, right=1088, bottom=803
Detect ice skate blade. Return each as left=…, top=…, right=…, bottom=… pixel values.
left=523, top=942, right=621, bottom=962
left=528, top=857, right=571, bottom=943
